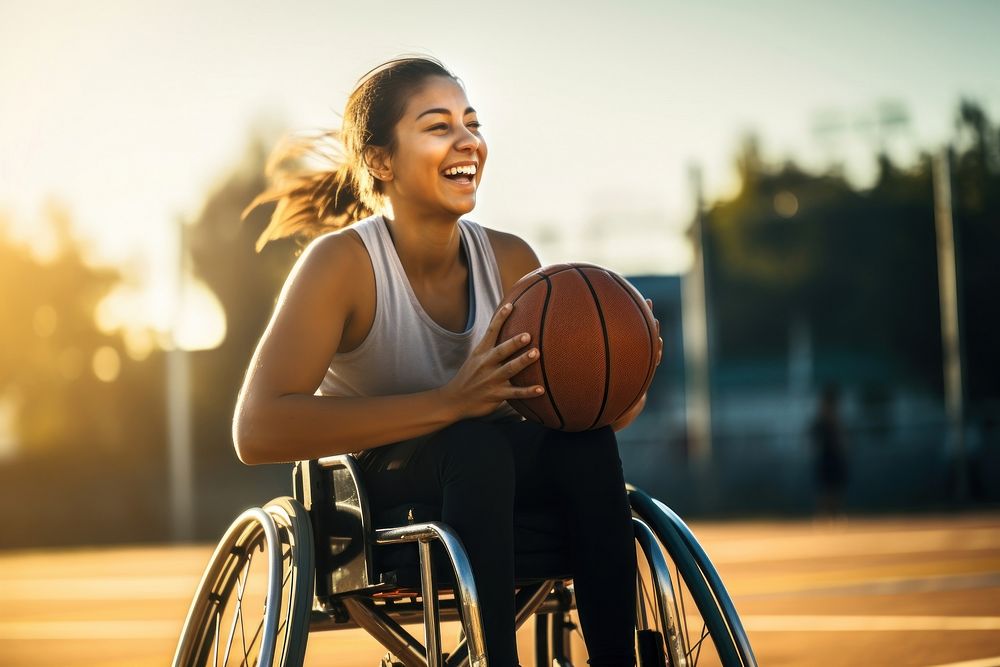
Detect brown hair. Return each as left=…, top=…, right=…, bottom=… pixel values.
left=242, top=56, right=459, bottom=251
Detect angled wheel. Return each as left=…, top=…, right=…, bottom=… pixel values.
left=629, top=487, right=757, bottom=667
left=173, top=497, right=315, bottom=667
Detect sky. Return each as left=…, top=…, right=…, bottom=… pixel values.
left=1, top=0, right=998, bottom=339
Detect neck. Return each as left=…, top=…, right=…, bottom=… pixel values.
left=381, top=206, right=463, bottom=281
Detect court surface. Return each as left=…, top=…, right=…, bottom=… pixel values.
left=1, top=512, right=998, bottom=666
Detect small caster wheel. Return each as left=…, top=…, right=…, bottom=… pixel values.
left=380, top=653, right=404, bottom=667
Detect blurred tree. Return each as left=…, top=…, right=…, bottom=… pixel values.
left=702, top=99, right=1000, bottom=414
left=0, top=201, right=169, bottom=547
left=952, top=100, right=1000, bottom=408
left=704, top=140, right=940, bottom=392
left=184, top=125, right=300, bottom=534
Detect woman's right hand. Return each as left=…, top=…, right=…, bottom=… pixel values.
left=440, top=302, right=545, bottom=419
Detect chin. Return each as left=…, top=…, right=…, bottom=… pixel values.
left=445, top=196, right=477, bottom=217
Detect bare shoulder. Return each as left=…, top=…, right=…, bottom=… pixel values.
left=288, top=227, right=366, bottom=287
left=274, top=226, right=371, bottom=319
left=483, top=226, right=542, bottom=295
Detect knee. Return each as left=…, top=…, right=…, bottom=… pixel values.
left=555, top=426, right=622, bottom=467
left=430, top=420, right=516, bottom=490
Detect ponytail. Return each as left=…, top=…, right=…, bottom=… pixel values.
left=243, top=55, right=458, bottom=252
left=241, top=129, right=373, bottom=252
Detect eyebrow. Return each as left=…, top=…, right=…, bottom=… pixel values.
left=415, top=106, right=477, bottom=120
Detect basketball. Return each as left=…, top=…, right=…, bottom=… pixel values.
left=497, top=263, right=659, bottom=431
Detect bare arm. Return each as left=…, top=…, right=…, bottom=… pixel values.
left=232, top=232, right=543, bottom=465
left=485, top=227, right=543, bottom=294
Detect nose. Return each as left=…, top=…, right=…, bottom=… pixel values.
left=454, top=124, right=481, bottom=152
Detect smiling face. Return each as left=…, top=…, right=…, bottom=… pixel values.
left=374, top=75, right=487, bottom=219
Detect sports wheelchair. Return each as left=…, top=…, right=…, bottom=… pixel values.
left=173, top=453, right=757, bottom=667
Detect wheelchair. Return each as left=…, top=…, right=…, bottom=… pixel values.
left=173, top=453, right=757, bottom=667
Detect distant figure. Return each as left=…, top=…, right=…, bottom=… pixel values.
left=809, top=385, right=848, bottom=517
left=965, top=414, right=997, bottom=503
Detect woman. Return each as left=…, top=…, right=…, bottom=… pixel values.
left=236, top=55, right=660, bottom=667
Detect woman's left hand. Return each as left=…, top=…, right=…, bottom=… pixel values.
left=648, top=298, right=663, bottom=367
left=611, top=298, right=662, bottom=432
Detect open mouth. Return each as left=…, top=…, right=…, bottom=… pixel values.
left=441, top=164, right=477, bottom=187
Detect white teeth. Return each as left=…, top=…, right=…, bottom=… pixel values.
left=444, top=164, right=476, bottom=176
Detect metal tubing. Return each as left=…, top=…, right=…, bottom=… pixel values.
left=651, top=497, right=756, bottom=666
left=376, top=522, right=488, bottom=667
left=515, top=580, right=559, bottom=630
left=535, top=613, right=549, bottom=667
left=242, top=508, right=283, bottom=667
left=309, top=593, right=578, bottom=634
left=173, top=507, right=282, bottom=667
left=636, top=572, right=650, bottom=630
left=341, top=597, right=427, bottom=667
left=551, top=582, right=573, bottom=665
left=448, top=580, right=559, bottom=667
left=419, top=540, right=443, bottom=667
left=633, top=518, right=687, bottom=667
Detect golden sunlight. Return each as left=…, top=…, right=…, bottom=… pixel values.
left=95, top=278, right=227, bottom=354
left=91, top=346, right=121, bottom=383
left=0, top=390, right=19, bottom=461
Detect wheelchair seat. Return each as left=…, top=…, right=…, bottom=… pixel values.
left=372, top=502, right=573, bottom=591
left=293, top=454, right=574, bottom=599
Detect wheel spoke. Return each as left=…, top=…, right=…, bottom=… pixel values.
left=241, top=609, right=268, bottom=667
left=238, top=551, right=254, bottom=666
left=176, top=501, right=312, bottom=667
left=279, top=549, right=294, bottom=666
left=223, top=548, right=254, bottom=666
left=685, top=623, right=709, bottom=666
left=213, top=609, right=221, bottom=667
left=674, top=564, right=690, bottom=653
left=241, top=548, right=258, bottom=664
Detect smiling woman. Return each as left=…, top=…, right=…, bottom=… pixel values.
left=234, top=55, right=652, bottom=667
left=241, top=57, right=486, bottom=250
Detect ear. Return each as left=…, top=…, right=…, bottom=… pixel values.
left=363, top=146, right=393, bottom=182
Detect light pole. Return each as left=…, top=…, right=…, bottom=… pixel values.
left=166, top=218, right=194, bottom=541
left=932, top=147, right=967, bottom=500
left=682, top=165, right=713, bottom=465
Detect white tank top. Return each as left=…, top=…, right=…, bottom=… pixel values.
left=317, top=214, right=521, bottom=424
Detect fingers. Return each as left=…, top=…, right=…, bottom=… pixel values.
left=500, top=345, right=539, bottom=378
left=509, top=383, right=546, bottom=399
left=645, top=297, right=663, bottom=366
left=491, top=330, right=532, bottom=362
left=490, top=345, right=544, bottom=396
left=479, top=302, right=513, bottom=351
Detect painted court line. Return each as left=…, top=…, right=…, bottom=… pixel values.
left=0, top=620, right=181, bottom=640
left=0, top=576, right=199, bottom=600
left=705, top=526, right=1000, bottom=564
left=742, top=615, right=1000, bottom=632
left=925, top=657, right=1000, bottom=667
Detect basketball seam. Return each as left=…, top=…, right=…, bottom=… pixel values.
left=537, top=275, right=564, bottom=430
left=539, top=265, right=584, bottom=279
left=508, top=275, right=546, bottom=308
left=510, top=397, right=542, bottom=424
left=608, top=272, right=656, bottom=423
left=576, top=268, right=611, bottom=430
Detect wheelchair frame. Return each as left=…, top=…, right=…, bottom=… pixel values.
left=173, top=454, right=757, bottom=667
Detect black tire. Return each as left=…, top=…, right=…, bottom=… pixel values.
left=629, top=487, right=757, bottom=667
left=172, top=498, right=315, bottom=667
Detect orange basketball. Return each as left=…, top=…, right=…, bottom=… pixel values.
left=497, top=263, right=659, bottom=431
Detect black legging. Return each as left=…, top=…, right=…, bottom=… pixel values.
left=359, top=417, right=638, bottom=667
